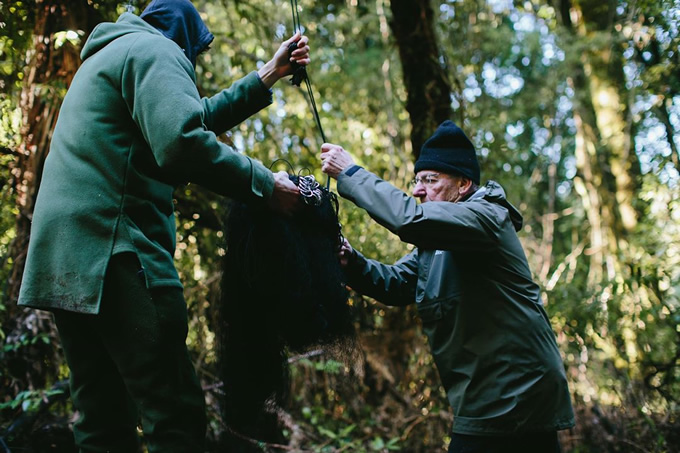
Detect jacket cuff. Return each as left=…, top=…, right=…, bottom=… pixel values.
left=343, top=165, right=363, bottom=177
left=251, top=160, right=275, bottom=200
left=337, top=166, right=372, bottom=203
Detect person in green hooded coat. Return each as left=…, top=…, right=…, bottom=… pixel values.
left=17, top=0, right=310, bottom=451
left=319, top=121, right=575, bottom=453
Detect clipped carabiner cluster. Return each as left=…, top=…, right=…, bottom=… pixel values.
left=298, top=175, right=323, bottom=206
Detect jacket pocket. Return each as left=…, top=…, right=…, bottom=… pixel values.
left=417, top=295, right=461, bottom=324
left=418, top=299, right=444, bottom=323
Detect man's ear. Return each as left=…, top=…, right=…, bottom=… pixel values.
left=459, top=177, right=473, bottom=195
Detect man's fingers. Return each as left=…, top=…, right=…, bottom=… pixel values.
left=291, top=37, right=309, bottom=51
left=275, top=172, right=300, bottom=194
left=291, top=47, right=310, bottom=57
left=292, top=58, right=310, bottom=67
left=321, top=143, right=342, bottom=153
left=290, top=39, right=310, bottom=66
left=282, top=31, right=301, bottom=47
left=291, top=50, right=310, bottom=60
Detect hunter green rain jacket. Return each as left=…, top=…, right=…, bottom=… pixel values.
left=18, top=12, right=274, bottom=314
left=339, top=167, right=575, bottom=435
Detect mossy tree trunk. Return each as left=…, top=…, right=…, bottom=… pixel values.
left=388, top=0, right=453, bottom=158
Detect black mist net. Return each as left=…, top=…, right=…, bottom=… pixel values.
left=217, top=174, right=356, bottom=447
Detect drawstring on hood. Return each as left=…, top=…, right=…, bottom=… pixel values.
left=140, top=0, right=214, bottom=67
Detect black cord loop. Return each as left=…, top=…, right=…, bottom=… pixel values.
left=269, top=158, right=296, bottom=173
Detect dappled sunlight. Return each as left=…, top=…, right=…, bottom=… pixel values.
left=1, top=0, right=679, bottom=451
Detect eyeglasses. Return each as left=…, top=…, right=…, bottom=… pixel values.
left=411, top=173, right=441, bottom=187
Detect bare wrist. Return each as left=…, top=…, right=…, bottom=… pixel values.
left=257, top=60, right=279, bottom=89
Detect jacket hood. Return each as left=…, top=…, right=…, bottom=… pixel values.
left=141, top=0, right=214, bottom=67
left=469, top=181, right=524, bottom=231
left=81, top=13, right=162, bottom=61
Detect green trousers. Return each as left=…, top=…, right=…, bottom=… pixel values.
left=53, top=253, right=206, bottom=453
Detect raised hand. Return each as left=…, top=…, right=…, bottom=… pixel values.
left=320, top=143, right=355, bottom=179
left=257, top=32, right=310, bottom=88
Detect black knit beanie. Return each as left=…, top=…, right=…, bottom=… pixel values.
left=414, top=120, right=480, bottom=185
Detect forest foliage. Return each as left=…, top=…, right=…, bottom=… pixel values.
left=1, top=0, right=679, bottom=452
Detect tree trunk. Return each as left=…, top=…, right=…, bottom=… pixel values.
left=653, top=100, right=680, bottom=172
left=582, top=45, right=639, bottom=234
left=388, top=0, right=453, bottom=158
left=549, top=0, right=640, bottom=287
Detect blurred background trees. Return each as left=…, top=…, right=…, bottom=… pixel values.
left=1, top=0, right=678, bottom=451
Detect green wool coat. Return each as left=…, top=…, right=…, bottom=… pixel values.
left=339, top=167, right=575, bottom=435
left=18, top=13, right=275, bottom=314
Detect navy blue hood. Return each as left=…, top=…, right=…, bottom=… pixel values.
left=140, top=0, right=214, bottom=67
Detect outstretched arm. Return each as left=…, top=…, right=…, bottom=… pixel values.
left=319, top=143, right=498, bottom=252
left=202, top=33, right=311, bottom=134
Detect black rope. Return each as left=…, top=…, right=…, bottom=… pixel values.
left=290, top=0, right=301, bottom=32
left=269, top=158, right=296, bottom=174
left=288, top=0, right=331, bottom=189
left=302, top=73, right=326, bottom=144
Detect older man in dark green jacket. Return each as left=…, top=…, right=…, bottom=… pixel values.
left=17, top=0, right=310, bottom=451
left=320, top=121, right=575, bottom=453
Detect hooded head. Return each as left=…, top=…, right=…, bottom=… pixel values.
left=140, top=0, right=214, bottom=67
left=414, top=120, right=480, bottom=185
